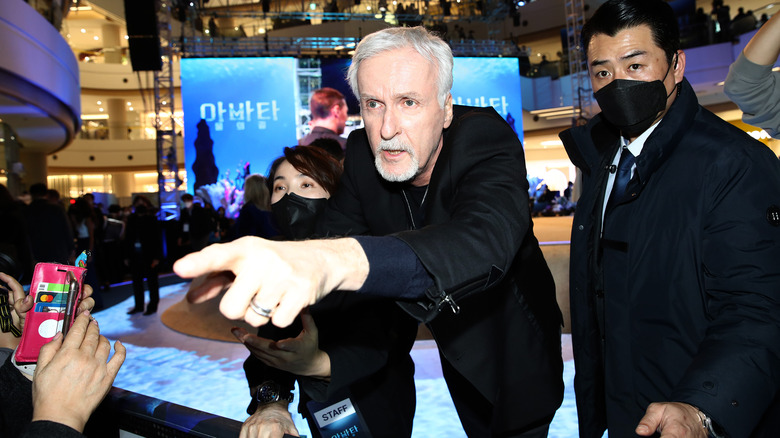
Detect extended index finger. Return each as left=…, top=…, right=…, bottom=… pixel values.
left=174, top=238, right=257, bottom=279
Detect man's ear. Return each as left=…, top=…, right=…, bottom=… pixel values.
left=673, top=50, right=686, bottom=84
left=443, top=93, right=454, bottom=129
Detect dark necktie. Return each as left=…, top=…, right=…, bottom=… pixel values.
left=608, top=147, right=635, bottom=210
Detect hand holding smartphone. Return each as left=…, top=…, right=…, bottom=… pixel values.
left=14, top=263, right=86, bottom=363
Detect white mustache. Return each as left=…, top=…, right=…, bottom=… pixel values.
left=377, top=138, right=414, bottom=157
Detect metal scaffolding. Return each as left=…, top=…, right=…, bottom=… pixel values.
left=154, top=0, right=181, bottom=221
left=564, top=0, right=592, bottom=126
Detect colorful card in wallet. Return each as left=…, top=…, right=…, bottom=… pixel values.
left=14, top=263, right=86, bottom=363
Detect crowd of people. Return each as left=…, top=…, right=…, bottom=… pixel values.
left=2, top=1, right=780, bottom=436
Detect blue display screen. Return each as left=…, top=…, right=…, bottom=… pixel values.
left=180, top=56, right=523, bottom=210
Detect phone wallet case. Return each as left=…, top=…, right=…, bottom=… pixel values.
left=14, top=263, right=86, bottom=364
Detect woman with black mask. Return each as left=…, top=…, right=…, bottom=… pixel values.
left=266, top=146, right=340, bottom=241
left=233, top=146, right=418, bottom=438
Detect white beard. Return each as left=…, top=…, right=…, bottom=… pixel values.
left=374, top=137, right=419, bottom=182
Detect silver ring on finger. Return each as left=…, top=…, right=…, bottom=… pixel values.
left=249, top=299, right=273, bottom=318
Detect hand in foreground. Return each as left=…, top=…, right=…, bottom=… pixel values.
left=173, top=236, right=368, bottom=328
left=0, top=272, right=95, bottom=334
left=30, top=311, right=126, bottom=433
left=240, top=402, right=299, bottom=438
left=232, top=311, right=331, bottom=379
left=636, top=402, right=707, bottom=437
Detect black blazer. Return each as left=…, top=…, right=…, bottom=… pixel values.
left=320, top=105, right=564, bottom=433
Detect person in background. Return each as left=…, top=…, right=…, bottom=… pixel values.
left=0, top=184, right=33, bottom=284
left=124, top=195, right=163, bottom=315
left=23, top=183, right=73, bottom=268
left=724, top=11, right=780, bottom=138
left=102, top=205, right=126, bottom=286
left=177, top=193, right=213, bottom=256
left=82, top=194, right=106, bottom=290
left=68, top=197, right=102, bottom=311
left=298, top=87, right=348, bottom=151
left=234, top=145, right=417, bottom=438
left=234, top=174, right=279, bottom=240
left=559, top=1, right=780, bottom=436
left=215, top=206, right=232, bottom=242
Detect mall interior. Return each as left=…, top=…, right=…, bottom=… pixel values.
left=0, top=0, right=779, bottom=437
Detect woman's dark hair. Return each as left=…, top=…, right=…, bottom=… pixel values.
left=266, top=146, right=343, bottom=196
left=581, top=0, right=680, bottom=65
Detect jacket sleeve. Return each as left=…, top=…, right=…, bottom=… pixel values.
left=394, top=109, right=530, bottom=303
left=724, top=52, right=780, bottom=138
left=18, top=421, right=84, bottom=438
left=298, top=296, right=415, bottom=403
left=243, top=323, right=301, bottom=415
left=671, top=143, right=780, bottom=436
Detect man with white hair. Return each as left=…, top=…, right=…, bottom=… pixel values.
left=176, top=26, right=563, bottom=437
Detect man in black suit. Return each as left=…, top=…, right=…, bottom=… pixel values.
left=176, top=26, right=563, bottom=437
left=560, top=1, right=780, bottom=437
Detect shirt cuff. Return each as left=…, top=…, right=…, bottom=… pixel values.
left=353, top=236, right=433, bottom=300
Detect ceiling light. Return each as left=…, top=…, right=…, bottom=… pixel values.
left=97, top=100, right=102, bottom=105
left=81, top=28, right=86, bottom=33
left=127, top=102, right=132, bottom=106
left=93, top=36, right=99, bottom=40
left=99, top=108, right=104, bottom=112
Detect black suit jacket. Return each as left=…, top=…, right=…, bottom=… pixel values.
left=561, top=79, right=780, bottom=438
left=320, top=105, right=564, bottom=432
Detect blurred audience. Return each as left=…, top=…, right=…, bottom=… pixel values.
left=68, top=197, right=102, bottom=310
left=22, top=183, right=74, bottom=269
left=0, top=185, right=34, bottom=284
left=234, top=174, right=280, bottom=240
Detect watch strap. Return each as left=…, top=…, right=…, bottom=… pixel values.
left=255, top=380, right=294, bottom=405
left=696, top=408, right=726, bottom=438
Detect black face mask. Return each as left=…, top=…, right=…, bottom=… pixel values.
left=594, top=55, right=677, bottom=137
left=271, top=193, right=328, bottom=240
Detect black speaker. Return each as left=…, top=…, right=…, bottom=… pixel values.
left=128, top=38, right=162, bottom=71
left=125, top=0, right=162, bottom=71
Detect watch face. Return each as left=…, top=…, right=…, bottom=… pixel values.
left=257, top=382, right=281, bottom=404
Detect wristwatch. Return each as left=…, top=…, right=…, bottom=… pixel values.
left=696, top=408, right=726, bottom=438
left=255, top=380, right=294, bottom=405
